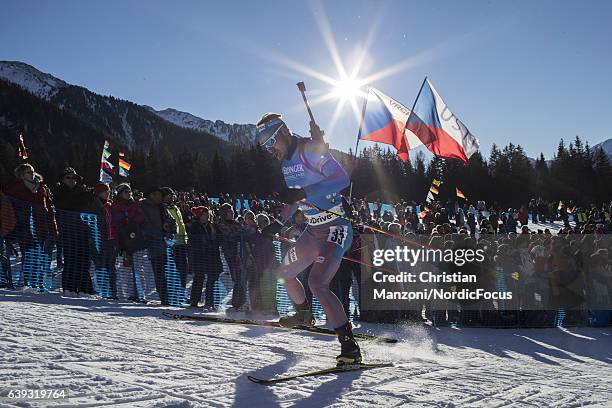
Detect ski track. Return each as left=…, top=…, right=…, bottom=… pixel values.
left=0, top=293, right=611, bottom=407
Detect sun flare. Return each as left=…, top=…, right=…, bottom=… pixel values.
left=330, top=75, right=367, bottom=104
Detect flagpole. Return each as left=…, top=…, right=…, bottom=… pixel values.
left=348, top=86, right=370, bottom=204
left=405, top=76, right=428, bottom=132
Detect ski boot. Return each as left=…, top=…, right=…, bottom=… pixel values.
left=335, top=321, right=362, bottom=366
left=278, top=301, right=315, bottom=328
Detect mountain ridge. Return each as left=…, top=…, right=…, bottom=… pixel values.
left=143, top=106, right=256, bottom=146
left=0, top=61, right=254, bottom=148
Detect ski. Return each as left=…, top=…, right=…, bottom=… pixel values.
left=162, top=312, right=398, bottom=343
left=247, top=362, right=393, bottom=385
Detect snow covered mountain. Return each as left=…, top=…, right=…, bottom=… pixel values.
left=0, top=61, right=253, bottom=149
left=0, top=61, right=68, bottom=100
left=145, top=106, right=256, bottom=146
left=592, top=138, right=612, bottom=158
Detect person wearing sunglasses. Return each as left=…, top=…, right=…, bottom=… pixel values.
left=255, top=112, right=361, bottom=366
left=53, top=167, right=95, bottom=297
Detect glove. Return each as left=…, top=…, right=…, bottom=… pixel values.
left=309, top=121, right=324, bottom=141
left=277, top=187, right=306, bottom=204
left=261, top=221, right=282, bottom=238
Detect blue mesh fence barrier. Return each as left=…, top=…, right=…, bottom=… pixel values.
left=0, top=197, right=610, bottom=328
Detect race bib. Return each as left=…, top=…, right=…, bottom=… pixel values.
left=327, top=225, right=348, bottom=247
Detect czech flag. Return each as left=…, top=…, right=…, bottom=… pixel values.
left=406, top=78, right=480, bottom=164
left=358, top=87, right=411, bottom=161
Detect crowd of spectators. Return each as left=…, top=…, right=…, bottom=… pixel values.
left=0, top=163, right=610, bottom=327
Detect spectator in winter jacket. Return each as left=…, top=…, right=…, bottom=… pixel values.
left=252, top=212, right=278, bottom=312
left=455, top=206, right=465, bottom=228
left=140, top=186, right=177, bottom=305
left=466, top=212, right=476, bottom=236
left=187, top=206, right=222, bottom=309
left=0, top=189, right=17, bottom=288
left=4, top=164, right=57, bottom=290
left=382, top=210, right=394, bottom=223
left=505, top=214, right=518, bottom=234
left=86, top=183, right=117, bottom=299
left=518, top=206, right=529, bottom=226
left=239, top=210, right=262, bottom=311
left=217, top=203, right=245, bottom=311
left=52, top=167, right=92, bottom=211
left=111, top=183, right=146, bottom=301
left=529, top=199, right=538, bottom=223
left=162, top=187, right=188, bottom=291
left=489, top=211, right=499, bottom=233
left=52, top=167, right=94, bottom=296
left=546, top=237, right=586, bottom=324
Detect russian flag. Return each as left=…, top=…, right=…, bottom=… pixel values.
left=358, top=87, right=411, bottom=161
left=406, top=79, right=480, bottom=164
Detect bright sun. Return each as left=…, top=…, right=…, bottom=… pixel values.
left=330, top=75, right=366, bottom=104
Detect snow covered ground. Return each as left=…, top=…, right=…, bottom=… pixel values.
left=1, top=291, right=611, bottom=407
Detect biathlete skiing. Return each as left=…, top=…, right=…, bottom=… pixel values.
left=254, top=111, right=361, bottom=365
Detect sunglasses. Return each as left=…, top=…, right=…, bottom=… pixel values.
left=261, top=134, right=278, bottom=149
left=259, top=124, right=285, bottom=149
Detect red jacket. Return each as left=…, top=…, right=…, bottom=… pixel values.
left=4, top=179, right=57, bottom=240
left=89, top=197, right=117, bottom=241
left=111, top=198, right=145, bottom=231
left=518, top=210, right=529, bottom=226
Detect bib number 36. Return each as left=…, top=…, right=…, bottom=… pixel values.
left=327, top=226, right=348, bottom=247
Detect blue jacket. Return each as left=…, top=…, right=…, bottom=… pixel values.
left=280, top=138, right=349, bottom=227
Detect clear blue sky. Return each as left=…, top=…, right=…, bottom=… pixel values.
left=2, top=0, right=611, bottom=159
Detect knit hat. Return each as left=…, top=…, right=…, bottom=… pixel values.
left=94, top=183, right=110, bottom=195
left=160, top=187, right=175, bottom=197
left=115, top=183, right=132, bottom=195
left=191, top=206, right=209, bottom=219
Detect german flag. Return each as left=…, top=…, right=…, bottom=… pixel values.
left=429, top=186, right=439, bottom=195
left=456, top=188, right=466, bottom=200
left=119, top=158, right=131, bottom=171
